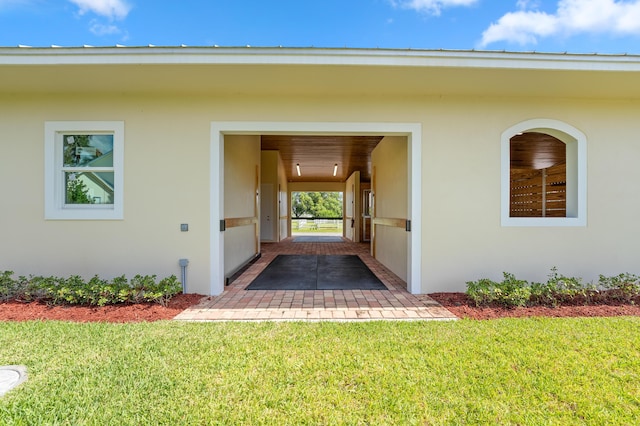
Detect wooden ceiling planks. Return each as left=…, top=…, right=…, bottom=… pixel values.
left=261, top=135, right=383, bottom=182
left=510, top=132, right=566, bottom=170
left=262, top=132, right=563, bottom=182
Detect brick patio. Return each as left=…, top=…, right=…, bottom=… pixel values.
left=174, top=238, right=457, bottom=321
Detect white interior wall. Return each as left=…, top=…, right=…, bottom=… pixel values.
left=344, top=171, right=360, bottom=241
left=260, top=150, right=279, bottom=242
left=224, top=135, right=261, bottom=277
left=371, top=136, right=408, bottom=282
left=277, top=153, right=289, bottom=241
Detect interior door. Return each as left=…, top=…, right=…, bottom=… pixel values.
left=344, top=171, right=360, bottom=242
left=362, top=189, right=372, bottom=242
left=260, top=183, right=274, bottom=241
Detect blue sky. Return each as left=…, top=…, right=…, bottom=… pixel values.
left=2, top=0, right=640, bottom=54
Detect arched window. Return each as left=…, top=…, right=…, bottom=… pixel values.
left=510, top=132, right=566, bottom=217
left=501, top=119, right=586, bottom=227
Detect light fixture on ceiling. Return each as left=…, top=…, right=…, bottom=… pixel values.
left=333, top=164, right=338, bottom=177
left=296, top=163, right=301, bottom=176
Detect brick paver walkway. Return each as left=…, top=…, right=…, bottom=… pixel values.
left=174, top=238, right=457, bottom=322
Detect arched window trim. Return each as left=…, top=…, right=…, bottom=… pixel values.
left=501, top=119, right=587, bottom=227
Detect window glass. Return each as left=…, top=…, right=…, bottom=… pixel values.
left=63, top=134, right=114, bottom=167
left=65, top=172, right=115, bottom=205
left=45, top=121, right=123, bottom=220
left=509, top=132, right=566, bottom=218
left=61, top=134, right=115, bottom=206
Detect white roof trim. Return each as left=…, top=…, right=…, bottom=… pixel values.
left=2, top=46, right=640, bottom=71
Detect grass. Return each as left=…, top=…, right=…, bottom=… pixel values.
left=292, top=218, right=343, bottom=234
left=0, top=318, right=639, bottom=424
left=292, top=227, right=343, bottom=234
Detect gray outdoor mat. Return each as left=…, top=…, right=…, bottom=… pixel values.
left=292, top=236, right=344, bottom=243
left=245, top=254, right=387, bottom=290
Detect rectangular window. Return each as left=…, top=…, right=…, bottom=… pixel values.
left=45, top=122, right=124, bottom=220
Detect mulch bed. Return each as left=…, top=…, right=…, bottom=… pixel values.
left=0, top=294, right=206, bottom=323
left=1, top=293, right=640, bottom=322
left=428, top=292, right=640, bottom=320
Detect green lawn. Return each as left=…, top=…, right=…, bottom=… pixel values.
left=291, top=218, right=343, bottom=234
left=1, top=318, right=639, bottom=424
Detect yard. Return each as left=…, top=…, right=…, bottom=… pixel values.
left=292, top=218, right=344, bottom=234
left=1, top=318, right=639, bottom=424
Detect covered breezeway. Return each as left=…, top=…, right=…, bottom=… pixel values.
left=210, top=121, right=423, bottom=297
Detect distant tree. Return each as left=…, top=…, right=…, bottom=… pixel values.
left=63, top=135, right=91, bottom=166
left=66, top=176, right=94, bottom=204
left=311, top=192, right=343, bottom=217
left=292, top=192, right=342, bottom=218
left=292, top=192, right=314, bottom=218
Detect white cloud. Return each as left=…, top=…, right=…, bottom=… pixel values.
left=480, top=0, right=640, bottom=47
left=516, top=0, right=541, bottom=9
left=90, top=21, right=121, bottom=36
left=69, top=0, right=131, bottom=20
left=391, top=0, right=479, bottom=16
left=0, top=0, right=33, bottom=10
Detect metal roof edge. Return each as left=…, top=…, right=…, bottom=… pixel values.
left=1, top=45, right=640, bottom=71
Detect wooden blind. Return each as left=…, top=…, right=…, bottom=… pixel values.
left=510, top=163, right=566, bottom=217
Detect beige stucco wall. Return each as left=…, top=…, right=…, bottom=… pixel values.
left=372, top=136, right=408, bottom=282
left=2, top=90, right=640, bottom=294
left=419, top=96, right=640, bottom=291
left=0, top=93, right=211, bottom=293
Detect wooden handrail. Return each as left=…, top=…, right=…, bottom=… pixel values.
left=373, top=217, right=407, bottom=229
left=224, top=216, right=258, bottom=228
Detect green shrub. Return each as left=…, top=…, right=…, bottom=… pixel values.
left=467, top=268, right=602, bottom=308
left=545, top=267, right=587, bottom=302
left=529, top=268, right=597, bottom=306
left=130, top=274, right=157, bottom=303
left=145, top=275, right=182, bottom=307
left=494, top=273, right=530, bottom=307
left=0, top=270, right=17, bottom=302
left=529, top=280, right=557, bottom=306
left=0, top=271, right=182, bottom=307
left=599, top=273, right=640, bottom=303
left=465, top=278, right=497, bottom=306
left=14, top=275, right=48, bottom=302
left=498, top=272, right=531, bottom=306
left=466, top=272, right=530, bottom=308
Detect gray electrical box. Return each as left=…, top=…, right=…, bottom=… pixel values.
left=180, top=224, right=189, bottom=232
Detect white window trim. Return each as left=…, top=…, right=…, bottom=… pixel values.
left=501, top=119, right=587, bottom=227
left=45, top=121, right=124, bottom=220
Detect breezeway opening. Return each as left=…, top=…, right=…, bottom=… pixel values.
left=210, top=122, right=422, bottom=296
left=291, top=191, right=344, bottom=237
